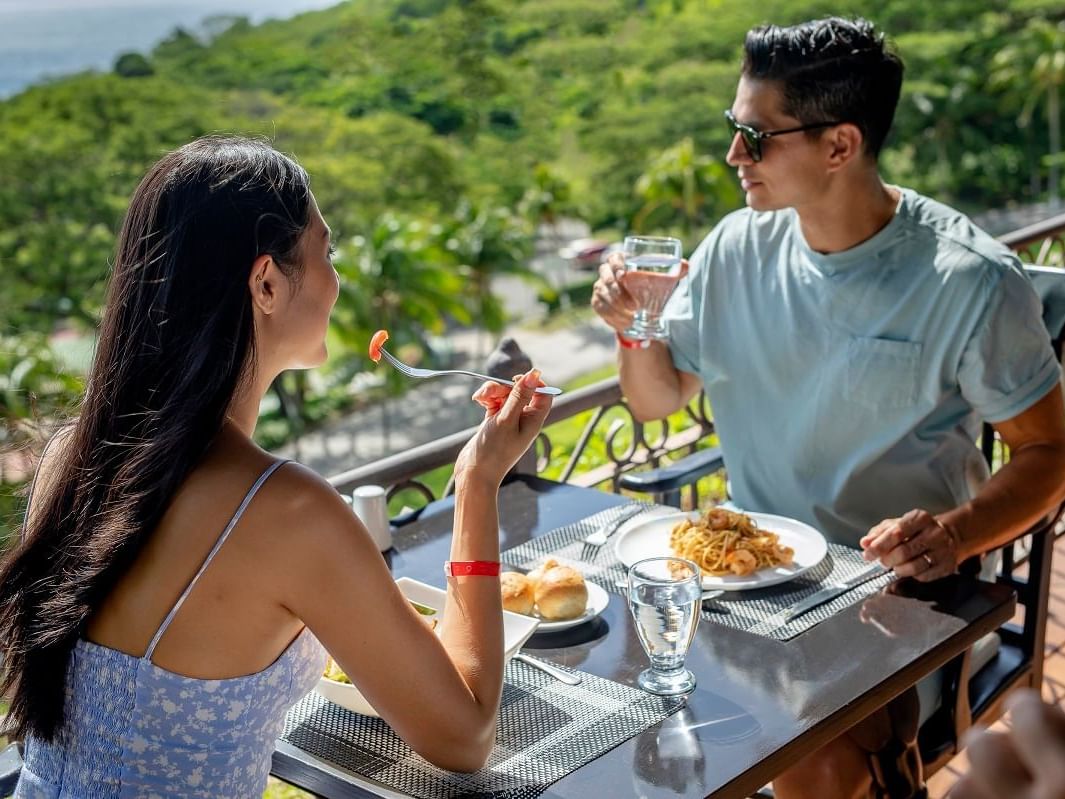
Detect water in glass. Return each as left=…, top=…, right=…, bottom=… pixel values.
left=628, top=557, right=700, bottom=695
left=621, top=236, right=683, bottom=341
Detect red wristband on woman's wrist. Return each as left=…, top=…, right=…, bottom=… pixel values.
left=616, top=332, right=650, bottom=350
left=444, top=560, right=501, bottom=578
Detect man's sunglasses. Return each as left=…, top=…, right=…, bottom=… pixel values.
left=724, top=110, right=845, bottom=162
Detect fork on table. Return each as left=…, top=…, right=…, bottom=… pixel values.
left=377, top=345, right=562, bottom=395
left=580, top=505, right=647, bottom=561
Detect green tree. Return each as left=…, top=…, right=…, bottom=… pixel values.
left=633, top=138, right=739, bottom=240
left=517, top=163, right=577, bottom=290
left=330, top=213, right=471, bottom=373
left=328, top=213, right=472, bottom=445
left=991, top=19, right=1065, bottom=207
left=113, top=52, right=154, bottom=78
left=518, top=163, right=576, bottom=230
left=442, top=201, right=538, bottom=353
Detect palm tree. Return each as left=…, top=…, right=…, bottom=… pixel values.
left=633, top=137, right=739, bottom=238
left=991, top=19, right=1065, bottom=207
left=518, top=165, right=578, bottom=310
left=332, top=212, right=472, bottom=361
left=518, top=163, right=576, bottom=245
left=441, top=200, right=539, bottom=358
left=330, top=213, right=471, bottom=446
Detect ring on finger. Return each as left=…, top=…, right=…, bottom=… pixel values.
left=922, top=552, right=934, bottom=569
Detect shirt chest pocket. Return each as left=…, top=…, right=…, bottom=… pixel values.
left=844, top=337, right=923, bottom=409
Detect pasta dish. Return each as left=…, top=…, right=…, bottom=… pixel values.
left=670, top=507, right=794, bottom=577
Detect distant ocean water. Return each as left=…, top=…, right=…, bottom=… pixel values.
left=0, top=0, right=341, bottom=98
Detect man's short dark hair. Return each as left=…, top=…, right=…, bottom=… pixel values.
left=742, top=17, right=904, bottom=158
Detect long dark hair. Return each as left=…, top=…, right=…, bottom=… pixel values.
left=0, top=136, right=311, bottom=740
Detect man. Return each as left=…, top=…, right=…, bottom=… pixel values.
left=591, top=17, right=1065, bottom=799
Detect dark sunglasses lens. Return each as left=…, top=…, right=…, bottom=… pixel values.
left=742, top=129, right=761, bottom=161
left=725, top=113, right=761, bottom=161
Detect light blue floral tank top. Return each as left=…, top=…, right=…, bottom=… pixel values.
left=16, top=460, right=328, bottom=799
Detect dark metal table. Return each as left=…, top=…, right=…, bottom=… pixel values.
left=272, top=475, right=1016, bottom=799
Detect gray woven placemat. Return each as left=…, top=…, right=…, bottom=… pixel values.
left=705, top=545, right=896, bottom=640
left=501, top=503, right=664, bottom=594
left=281, top=658, right=683, bottom=799
left=501, top=504, right=896, bottom=642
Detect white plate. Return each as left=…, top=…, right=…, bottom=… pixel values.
left=317, top=577, right=541, bottom=717
left=614, top=510, right=828, bottom=590
left=531, top=580, right=610, bottom=633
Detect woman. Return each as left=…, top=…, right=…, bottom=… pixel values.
left=0, top=135, right=552, bottom=797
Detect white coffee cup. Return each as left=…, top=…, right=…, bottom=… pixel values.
left=349, top=485, right=393, bottom=552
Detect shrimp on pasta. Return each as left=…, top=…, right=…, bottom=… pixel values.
left=670, top=507, right=794, bottom=577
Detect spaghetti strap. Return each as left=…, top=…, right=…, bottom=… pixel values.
left=144, top=459, right=290, bottom=662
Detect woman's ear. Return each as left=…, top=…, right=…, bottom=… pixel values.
left=825, top=123, right=864, bottom=172
left=248, top=254, right=279, bottom=315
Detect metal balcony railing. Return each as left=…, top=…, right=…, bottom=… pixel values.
left=328, top=377, right=717, bottom=505
left=1000, top=211, right=1065, bottom=265
left=328, top=214, right=1065, bottom=510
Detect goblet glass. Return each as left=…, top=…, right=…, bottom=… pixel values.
left=627, top=556, right=701, bottom=695
left=620, top=235, right=684, bottom=341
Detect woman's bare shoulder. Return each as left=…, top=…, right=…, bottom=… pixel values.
left=237, top=454, right=360, bottom=545
left=242, top=459, right=376, bottom=598
left=261, top=460, right=351, bottom=518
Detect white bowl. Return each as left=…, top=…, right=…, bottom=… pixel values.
left=316, top=576, right=541, bottom=717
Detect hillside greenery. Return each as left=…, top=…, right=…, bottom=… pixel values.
left=1, top=0, right=1064, bottom=536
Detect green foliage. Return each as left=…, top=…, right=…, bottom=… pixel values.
left=328, top=212, right=471, bottom=395
left=0, top=335, right=83, bottom=423
left=518, top=164, right=578, bottom=225
left=0, top=75, right=226, bottom=334
left=0, top=335, right=84, bottom=545
left=1, top=0, right=1063, bottom=467
left=538, top=278, right=598, bottom=315
left=263, top=776, right=316, bottom=799
left=442, top=200, right=538, bottom=332
left=113, top=52, right=154, bottom=78
left=634, top=137, right=740, bottom=240
left=2, top=0, right=1059, bottom=312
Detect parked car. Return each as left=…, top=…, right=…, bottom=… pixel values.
left=558, top=238, right=620, bottom=270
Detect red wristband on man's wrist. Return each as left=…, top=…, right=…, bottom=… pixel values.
left=616, top=332, right=650, bottom=350
left=444, top=560, right=501, bottom=578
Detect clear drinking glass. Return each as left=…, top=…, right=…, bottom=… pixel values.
left=627, top=556, right=701, bottom=696
left=621, top=235, right=684, bottom=341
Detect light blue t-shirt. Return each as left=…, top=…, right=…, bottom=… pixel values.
left=665, top=188, right=1061, bottom=547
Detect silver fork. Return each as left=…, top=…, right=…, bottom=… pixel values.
left=377, top=346, right=562, bottom=395
left=580, top=505, right=646, bottom=560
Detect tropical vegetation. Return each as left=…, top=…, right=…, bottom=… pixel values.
left=2, top=0, right=1064, bottom=544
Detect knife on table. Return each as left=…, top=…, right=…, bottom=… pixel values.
left=783, top=563, right=890, bottom=623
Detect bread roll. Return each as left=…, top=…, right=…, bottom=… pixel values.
left=500, top=571, right=535, bottom=616
left=534, top=565, right=588, bottom=621
left=526, top=557, right=560, bottom=589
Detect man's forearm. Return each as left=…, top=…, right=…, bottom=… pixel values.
left=617, top=341, right=691, bottom=422
left=940, top=442, right=1065, bottom=561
